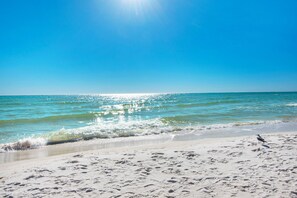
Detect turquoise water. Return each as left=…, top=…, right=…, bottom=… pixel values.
left=0, top=93, right=297, bottom=147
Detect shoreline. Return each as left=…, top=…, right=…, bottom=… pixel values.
left=1, top=125, right=297, bottom=164
left=1, top=132, right=296, bottom=197
left=0, top=134, right=174, bottom=164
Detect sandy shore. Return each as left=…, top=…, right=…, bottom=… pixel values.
left=1, top=132, right=297, bottom=198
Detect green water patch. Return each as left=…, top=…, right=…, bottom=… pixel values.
left=0, top=112, right=98, bottom=125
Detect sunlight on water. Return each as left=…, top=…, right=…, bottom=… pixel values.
left=98, top=93, right=161, bottom=99
left=0, top=92, right=297, bottom=150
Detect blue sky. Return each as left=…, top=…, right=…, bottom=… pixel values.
left=0, top=0, right=296, bottom=94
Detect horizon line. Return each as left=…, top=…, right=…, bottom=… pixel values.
left=0, top=90, right=297, bottom=96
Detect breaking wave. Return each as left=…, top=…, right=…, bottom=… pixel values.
left=0, top=119, right=292, bottom=152
left=286, top=103, right=297, bottom=107
left=0, top=137, right=47, bottom=152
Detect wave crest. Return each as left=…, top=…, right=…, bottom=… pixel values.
left=0, top=119, right=294, bottom=152
left=0, top=138, right=47, bottom=152
left=286, top=103, right=297, bottom=107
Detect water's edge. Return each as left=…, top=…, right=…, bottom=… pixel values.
left=1, top=121, right=296, bottom=164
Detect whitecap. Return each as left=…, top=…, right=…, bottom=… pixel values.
left=286, top=103, right=297, bottom=107
left=0, top=137, right=47, bottom=152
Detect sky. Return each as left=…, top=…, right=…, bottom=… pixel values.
left=0, top=0, right=297, bottom=95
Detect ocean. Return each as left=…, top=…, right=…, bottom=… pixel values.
left=1, top=92, right=297, bottom=150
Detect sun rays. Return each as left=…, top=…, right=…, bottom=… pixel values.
left=119, top=0, right=161, bottom=19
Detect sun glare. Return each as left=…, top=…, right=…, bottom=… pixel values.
left=121, top=0, right=149, bottom=7
left=119, top=0, right=158, bottom=17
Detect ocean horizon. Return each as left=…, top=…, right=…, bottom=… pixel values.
left=1, top=91, right=297, bottom=96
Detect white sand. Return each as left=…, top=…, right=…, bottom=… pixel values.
left=1, top=132, right=297, bottom=198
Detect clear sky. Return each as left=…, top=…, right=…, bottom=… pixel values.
left=0, top=0, right=296, bottom=95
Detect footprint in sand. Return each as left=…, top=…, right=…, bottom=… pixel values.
left=24, top=175, right=43, bottom=180
left=73, top=154, right=83, bottom=158
left=227, top=152, right=243, bottom=157
left=167, top=179, right=178, bottom=183
left=34, top=168, right=53, bottom=173
left=74, top=164, right=88, bottom=170
left=79, top=187, right=94, bottom=193
left=67, top=160, right=79, bottom=164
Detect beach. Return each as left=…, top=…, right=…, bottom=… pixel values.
left=2, top=0, right=297, bottom=196
left=1, top=132, right=297, bottom=198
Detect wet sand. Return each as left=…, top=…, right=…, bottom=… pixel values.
left=1, top=132, right=297, bottom=198
left=0, top=134, right=174, bottom=163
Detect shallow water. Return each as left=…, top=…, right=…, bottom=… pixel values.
left=0, top=92, right=297, bottom=148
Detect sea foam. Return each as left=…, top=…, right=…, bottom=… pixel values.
left=0, top=137, right=47, bottom=152
left=286, top=103, right=297, bottom=107
left=0, top=119, right=293, bottom=152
